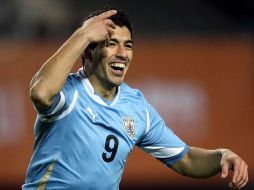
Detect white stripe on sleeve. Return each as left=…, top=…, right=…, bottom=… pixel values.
left=39, top=91, right=65, bottom=117
left=50, top=91, right=65, bottom=115
left=141, top=146, right=185, bottom=158
left=40, top=90, right=78, bottom=123
left=145, top=109, right=150, bottom=134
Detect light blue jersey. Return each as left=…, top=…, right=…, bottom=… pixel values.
left=23, top=68, right=188, bottom=190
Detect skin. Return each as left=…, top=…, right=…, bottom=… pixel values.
left=29, top=10, right=248, bottom=189
left=30, top=10, right=118, bottom=109
left=172, top=147, right=248, bottom=189
left=84, top=25, right=133, bottom=100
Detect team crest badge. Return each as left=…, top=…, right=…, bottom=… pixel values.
left=122, top=117, right=136, bottom=139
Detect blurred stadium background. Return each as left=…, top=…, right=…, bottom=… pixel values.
left=0, top=0, right=253, bottom=189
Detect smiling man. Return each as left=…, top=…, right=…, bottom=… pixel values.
left=22, top=8, right=248, bottom=190
left=82, top=22, right=133, bottom=99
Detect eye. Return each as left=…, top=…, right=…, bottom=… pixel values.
left=108, top=41, right=117, bottom=47
left=125, top=44, right=133, bottom=50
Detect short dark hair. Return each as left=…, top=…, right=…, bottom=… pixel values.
left=85, top=7, right=133, bottom=38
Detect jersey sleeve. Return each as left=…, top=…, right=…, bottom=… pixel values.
left=36, top=75, right=78, bottom=123
left=137, top=103, right=189, bottom=167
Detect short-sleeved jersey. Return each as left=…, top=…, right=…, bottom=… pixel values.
left=22, top=69, right=188, bottom=190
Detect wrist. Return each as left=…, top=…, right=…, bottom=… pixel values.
left=71, top=27, right=92, bottom=48
left=218, top=148, right=229, bottom=156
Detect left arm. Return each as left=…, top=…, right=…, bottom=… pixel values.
left=171, top=147, right=248, bottom=189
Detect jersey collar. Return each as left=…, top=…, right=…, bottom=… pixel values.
left=78, top=68, right=120, bottom=106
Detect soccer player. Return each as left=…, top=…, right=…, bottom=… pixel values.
left=22, top=8, right=248, bottom=190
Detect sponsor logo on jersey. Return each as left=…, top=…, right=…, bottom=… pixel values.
left=86, top=106, right=97, bottom=122
left=122, top=117, right=135, bottom=139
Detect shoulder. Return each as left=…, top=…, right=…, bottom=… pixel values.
left=121, top=84, right=162, bottom=118
left=120, top=83, right=151, bottom=108
left=63, top=72, right=82, bottom=90
left=121, top=83, right=146, bottom=99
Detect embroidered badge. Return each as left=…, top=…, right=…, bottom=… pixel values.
left=122, top=117, right=136, bottom=139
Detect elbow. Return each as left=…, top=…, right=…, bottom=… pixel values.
left=29, top=85, right=53, bottom=109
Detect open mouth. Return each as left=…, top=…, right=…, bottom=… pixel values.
left=109, top=63, right=125, bottom=72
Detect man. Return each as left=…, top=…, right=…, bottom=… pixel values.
left=23, top=8, right=248, bottom=190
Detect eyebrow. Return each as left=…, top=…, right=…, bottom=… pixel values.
left=110, top=38, right=133, bottom=44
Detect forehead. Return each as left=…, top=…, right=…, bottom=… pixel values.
left=111, top=26, right=132, bottom=42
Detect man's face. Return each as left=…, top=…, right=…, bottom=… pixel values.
left=91, top=26, right=133, bottom=89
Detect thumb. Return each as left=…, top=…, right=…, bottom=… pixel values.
left=221, top=162, right=229, bottom=178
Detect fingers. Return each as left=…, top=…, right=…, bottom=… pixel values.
left=238, top=169, right=248, bottom=189
left=221, top=150, right=248, bottom=189
left=104, top=19, right=116, bottom=31
left=228, top=160, right=248, bottom=189
left=96, top=10, right=117, bottom=32
left=221, top=162, right=229, bottom=178
left=97, top=10, right=117, bottom=20
left=102, top=19, right=115, bottom=42
left=81, top=10, right=117, bottom=44
left=232, top=160, right=248, bottom=189
left=235, top=160, right=247, bottom=185
left=239, top=170, right=248, bottom=189
left=232, top=158, right=241, bottom=184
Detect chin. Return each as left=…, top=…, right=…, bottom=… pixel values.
left=114, top=81, right=123, bottom=87
left=109, top=77, right=124, bottom=86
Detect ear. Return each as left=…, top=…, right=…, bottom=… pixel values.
left=82, top=48, right=93, bottom=63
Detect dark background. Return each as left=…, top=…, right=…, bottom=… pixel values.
left=1, top=0, right=254, bottom=39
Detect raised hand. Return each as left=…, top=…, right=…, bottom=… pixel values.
left=81, top=10, right=117, bottom=44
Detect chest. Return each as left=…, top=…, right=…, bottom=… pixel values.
left=74, top=98, right=147, bottom=145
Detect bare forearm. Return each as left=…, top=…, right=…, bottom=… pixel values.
left=30, top=28, right=90, bottom=107
left=172, top=147, right=224, bottom=178
left=171, top=146, right=248, bottom=189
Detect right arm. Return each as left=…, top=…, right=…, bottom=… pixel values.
left=30, top=10, right=117, bottom=110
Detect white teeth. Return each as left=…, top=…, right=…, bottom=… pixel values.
left=109, top=63, right=125, bottom=68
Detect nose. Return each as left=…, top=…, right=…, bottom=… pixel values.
left=116, top=44, right=127, bottom=58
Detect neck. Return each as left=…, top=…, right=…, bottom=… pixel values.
left=86, top=74, right=117, bottom=101
left=83, top=65, right=118, bottom=101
